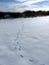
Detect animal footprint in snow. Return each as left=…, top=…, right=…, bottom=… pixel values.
left=29, top=59, right=34, bottom=62
left=20, top=55, right=24, bottom=58
left=29, top=57, right=38, bottom=64
left=19, top=46, right=22, bottom=51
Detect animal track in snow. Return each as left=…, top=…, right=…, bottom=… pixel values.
left=29, top=57, right=38, bottom=64
left=20, top=55, right=24, bottom=58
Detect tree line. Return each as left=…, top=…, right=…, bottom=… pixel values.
left=0, top=10, right=49, bottom=19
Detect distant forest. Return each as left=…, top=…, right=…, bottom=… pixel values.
left=0, top=10, right=49, bottom=19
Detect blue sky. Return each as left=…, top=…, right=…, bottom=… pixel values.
left=0, top=0, right=49, bottom=12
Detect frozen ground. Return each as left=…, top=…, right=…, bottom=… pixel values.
left=0, top=16, right=49, bottom=65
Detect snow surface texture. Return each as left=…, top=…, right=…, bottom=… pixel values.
left=0, top=16, right=49, bottom=65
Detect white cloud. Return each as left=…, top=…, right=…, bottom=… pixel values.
left=16, top=0, right=44, bottom=2
left=14, top=0, right=45, bottom=12
left=15, top=5, right=49, bottom=12
left=0, top=0, right=49, bottom=12
left=23, top=0, right=44, bottom=5
left=15, top=0, right=45, bottom=6
left=25, top=5, right=49, bottom=11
